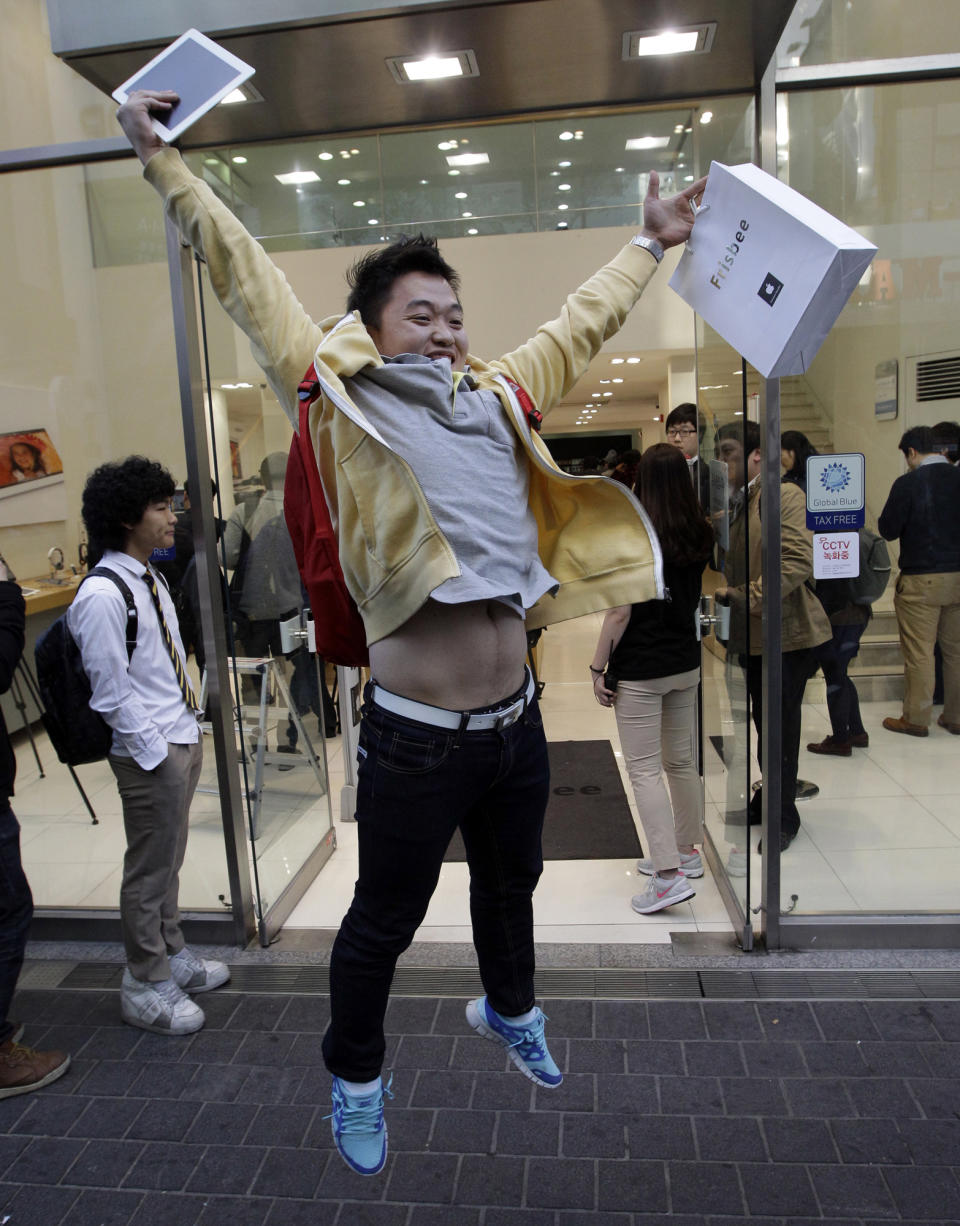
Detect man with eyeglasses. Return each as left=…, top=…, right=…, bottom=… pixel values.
left=665, top=403, right=710, bottom=508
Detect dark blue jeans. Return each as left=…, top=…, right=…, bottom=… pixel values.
left=0, top=804, right=33, bottom=1045
left=322, top=688, right=550, bottom=1081
left=815, top=623, right=867, bottom=740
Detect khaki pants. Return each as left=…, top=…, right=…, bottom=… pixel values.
left=614, top=669, right=702, bottom=872
left=109, top=741, right=203, bottom=982
left=894, top=571, right=960, bottom=726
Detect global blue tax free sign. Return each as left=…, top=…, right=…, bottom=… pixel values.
left=805, top=453, right=865, bottom=531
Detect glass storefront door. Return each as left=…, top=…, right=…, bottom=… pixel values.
left=179, top=257, right=337, bottom=943
left=697, top=327, right=759, bottom=947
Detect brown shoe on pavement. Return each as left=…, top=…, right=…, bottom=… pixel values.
left=0, top=1039, right=70, bottom=1100
left=807, top=736, right=852, bottom=756
left=938, top=714, right=960, bottom=735
left=849, top=732, right=869, bottom=747
left=882, top=716, right=928, bottom=738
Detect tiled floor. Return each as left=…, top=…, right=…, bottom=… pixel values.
left=3, top=983, right=960, bottom=1224
left=12, top=612, right=960, bottom=942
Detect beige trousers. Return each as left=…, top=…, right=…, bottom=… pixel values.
left=894, top=571, right=960, bottom=726
left=614, top=669, right=702, bottom=872
left=110, top=741, right=203, bottom=982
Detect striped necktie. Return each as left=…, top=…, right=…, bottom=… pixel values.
left=142, top=570, right=200, bottom=714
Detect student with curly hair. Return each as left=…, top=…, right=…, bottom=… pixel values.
left=68, top=457, right=229, bottom=1035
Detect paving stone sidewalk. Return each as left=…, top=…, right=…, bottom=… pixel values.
left=2, top=984, right=960, bottom=1224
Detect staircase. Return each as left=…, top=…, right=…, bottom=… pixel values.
left=805, top=598, right=904, bottom=706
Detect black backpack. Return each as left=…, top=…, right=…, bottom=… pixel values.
left=847, top=526, right=891, bottom=606
left=34, top=567, right=138, bottom=766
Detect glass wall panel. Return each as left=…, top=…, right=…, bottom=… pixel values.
left=777, top=0, right=950, bottom=68
left=779, top=78, right=960, bottom=916
left=83, top=95, right=754, bottom=264
left=0, top=161, right=234, bottom=915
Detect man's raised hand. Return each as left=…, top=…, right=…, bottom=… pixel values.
left=641, top=170, right=708, bottom=250
left=116, top=89, right=179, bottom=166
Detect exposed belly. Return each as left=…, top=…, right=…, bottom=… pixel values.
left=368, top=598, right=528, bottom=709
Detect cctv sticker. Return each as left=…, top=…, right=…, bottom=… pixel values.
left=813, top=532, right=859, bottom=580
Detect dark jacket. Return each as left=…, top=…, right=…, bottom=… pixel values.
left=608, top=557, right=707, bottom=681
left=878, top=460, right=960, bottom=574
left=0, top=581, right=26, bottom=803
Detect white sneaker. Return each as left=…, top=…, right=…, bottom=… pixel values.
left=631, top=874, right=696, bottom=914
left=169, top=947, right=231, bottom=994
left=725, top=850, right=748, bottom=877
left=636, top=851, right=703, bottom=879
left=120, top=969, right=205, bottom=1035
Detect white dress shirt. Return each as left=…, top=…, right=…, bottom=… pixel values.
left=67, top=550, right=200, bottom=770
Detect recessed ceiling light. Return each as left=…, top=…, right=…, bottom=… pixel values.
left=700, top=111, right=713, bottom=125
left=600, top=379, right=610, bottom=384
left=338, top=179, right=351, bottom=186
left=603, top=392, right=613, bottom=397
left=448, top=169, right=460, bottom=177
left=420, top=179, right=429, bottom=185
left=558, top=183, right=571, bottom=191
left=613, top=377, right=624, bottom=384
left=368, top=218, right=378, bottom=225
left=353, top=200, right=365, bottom=207
left=232, top=155, right=248, bottom=164
left=624, top=137, right=670, bottom=151
left=674, top=124, right=684, bottom=134
left=622, top=24, right=716, bottom=59
left=274, top=170, right=319, bottom=185
left=684, top=175, right=694, bottom=182
left=557, top=221, right=568, bottom=229
left=350, top=149, right=359, bottom=155
left=558, top=160, right=571, bottom=168
left=559, top=131, right=574, bottom=141
left=627, top=357, right=642, bottom=364
left=455, top=191, right=468, bottom=199
left=611, top=358, right=625, bottom=365
left=574, top=131, right=583, bottom=140
left=615, top=167, right=625, bottom=173
left=318, top=151, right=333, bottom=161
left=467, top=228, right=478, bottom=235
left=558, top=203, right=569, bottom=211
left=446, top=152, right=489, bottom=167
left=462, top=211, right=473, bottom=218
left=387, top=50, right=479, bottom=83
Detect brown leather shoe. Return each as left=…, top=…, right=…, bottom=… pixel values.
left=849, top=732, right=869, bottom=748
left=0, top=1039, right=70, bottom=1100
left=882, top=716, right=928, bottom=738
left=938, top=714, right=960, bottom=735
left=807, top=736, right=852, bottom=756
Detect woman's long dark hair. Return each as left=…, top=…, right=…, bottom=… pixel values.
left=633, top=443, right=714, bottom=566
left=781, top=430, right=818, bottom=488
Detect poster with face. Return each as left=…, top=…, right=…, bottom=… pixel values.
left=0, top=429, right=64, bottom=491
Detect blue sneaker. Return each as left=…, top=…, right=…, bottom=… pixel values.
left=465, top=997, right=562, bottom=1088
left=328, top=1075, right=392, bottom=1176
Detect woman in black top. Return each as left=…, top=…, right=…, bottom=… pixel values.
left=591, top=445, right=714, bottom=914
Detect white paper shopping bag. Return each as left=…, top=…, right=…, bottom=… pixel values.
left=669, top=162, right=876, bottom=378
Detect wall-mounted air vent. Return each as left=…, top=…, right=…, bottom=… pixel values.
left=916, top=354, right=960, bottom=402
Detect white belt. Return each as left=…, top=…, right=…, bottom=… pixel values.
left=370, top=670, right=535, bottom=732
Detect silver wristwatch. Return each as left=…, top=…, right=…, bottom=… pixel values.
left=630, top=234, right=664, bottom=264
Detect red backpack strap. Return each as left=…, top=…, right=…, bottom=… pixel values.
left=284, top=363, right=369, bottom=666
left=503, top=377, right=542, bottom=432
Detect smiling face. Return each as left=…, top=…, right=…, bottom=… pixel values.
left=11, top=442, right=38, bottom=471
left=366, top=272, right=468, bottom=370
left=123, top=498, right=176, bottom=562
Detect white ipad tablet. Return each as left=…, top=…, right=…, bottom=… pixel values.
left=112, top=28, right=255, bottom=142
